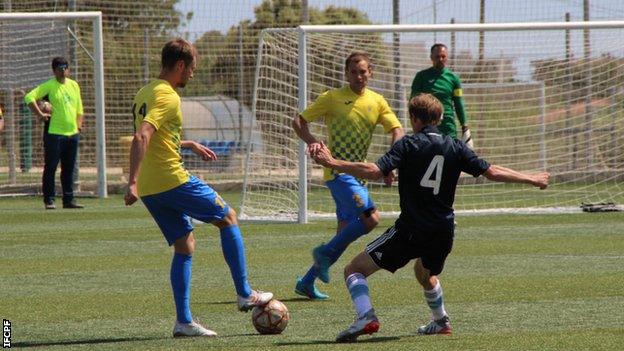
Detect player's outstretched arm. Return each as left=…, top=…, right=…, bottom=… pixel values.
left=313, top=142, right=383, bottom=180
left=483, top=165, right=549, bottom=189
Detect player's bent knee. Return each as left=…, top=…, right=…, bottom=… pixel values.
left=344, top=263, right=356, bottom=279
left=212, top=208, right=238, bottom=229
left=344, top=251, right=377, bottom=279
left=225, top=207, right=238, bottom=222
left=414, top=260, right=435, bottom=288
left=173, top=232, right=195, bottom=255
left=361, top=209, right=380, bottom=231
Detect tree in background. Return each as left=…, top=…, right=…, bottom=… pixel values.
left=191, top=0, right=375, bottom=104
left=5, top=0, right=190, bottom=166
left=189, top=0, right=382, bottom=169
left=532, top=53, right=624, bottom=104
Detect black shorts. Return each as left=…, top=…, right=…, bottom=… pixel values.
left=365, top=223, right=454, bottom=276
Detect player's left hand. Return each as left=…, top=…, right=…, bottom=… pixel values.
left=190, top=141, right=217, bottom=161
left=125, top=183, right=139, bottom=206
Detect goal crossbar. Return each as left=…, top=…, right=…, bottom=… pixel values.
left=297, top=21, right=624, bottom=34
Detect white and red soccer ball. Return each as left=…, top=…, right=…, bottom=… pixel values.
left=251, top=299, right=289, bottom=334
left=38, top=101, right=52, bottom=114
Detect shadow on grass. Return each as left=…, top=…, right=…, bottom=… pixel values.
left=199, top=300, right=236, bottom=306
left=13, top=335, right=167, bottom=348
left=274, top=297, right=328, bottom=303
left=199, top=296, right=324, bottom=307
left=276, top=336, right=400, bottom=346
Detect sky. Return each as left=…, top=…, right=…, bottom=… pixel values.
left=175, top=0, right=624, bottom=38
left=174, top=0, right=624, bottom=81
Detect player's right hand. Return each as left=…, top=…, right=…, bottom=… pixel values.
left=125, top=183, right=139, bottom=206
left=312, top=142, right=333, bottom=167
left=533, top=172, right=550, bottom=190
left=39, top=113, right=51, bottom=121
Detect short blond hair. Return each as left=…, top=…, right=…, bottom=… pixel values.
left=408, top=94, right=443, bottom=125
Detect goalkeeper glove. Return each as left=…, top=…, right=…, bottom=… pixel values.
left=461, top=125, right=474, bottom=149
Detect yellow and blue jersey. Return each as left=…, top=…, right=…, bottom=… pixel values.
left=301, top=86, right=402, bottom=181
left=132, top=79, right=189, bottom=196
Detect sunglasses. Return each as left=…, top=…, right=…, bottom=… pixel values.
left=56, top=65, right=68, bottom=71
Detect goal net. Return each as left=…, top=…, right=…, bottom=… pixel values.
left=0, top=12, right=106, bottom=197
left=241, top=22, right=624, bottom=222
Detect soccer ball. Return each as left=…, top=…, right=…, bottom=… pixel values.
left=39, top=101, right=52, bottom=114
left=251, top=299, right=289, bottom=334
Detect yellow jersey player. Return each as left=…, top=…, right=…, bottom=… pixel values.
left=292, top=52, right=404, bottom=299
left=125, top=38, right=272, bottom=338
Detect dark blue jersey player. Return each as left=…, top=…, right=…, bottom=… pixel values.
left=312, top=93, right=550, bottom=343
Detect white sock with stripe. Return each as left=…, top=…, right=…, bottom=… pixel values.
left=346, top=272, right=372, bottom=318
left=423, top=281, right=447, bottom=320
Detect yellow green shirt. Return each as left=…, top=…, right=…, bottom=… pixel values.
left=24, top=78, right=83, bottom=136
left=301, top=86, right=402, bottom=180
left=132, top=79, right=189, bottom=196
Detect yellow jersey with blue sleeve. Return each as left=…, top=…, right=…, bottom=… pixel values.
left=301, top=86, right=402, bottom=181
left=132, top=79, right=189, bottom=196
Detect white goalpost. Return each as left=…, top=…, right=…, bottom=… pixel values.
left=241, top=21, right=624, bottom=222
left=0, top=12, right=107, bottom=197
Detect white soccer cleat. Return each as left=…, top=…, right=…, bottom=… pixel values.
left=335, top=310, right=380, bottom=343
left=417, top=315, right=452, bottom=335
left=173, top=320, right=217, bottom=338
left=237, top=290, right=273, bottom=312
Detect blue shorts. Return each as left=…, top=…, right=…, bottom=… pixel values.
left=141, top=176, right=229, bottom=245
left=326, top=174, right=375, bottom=222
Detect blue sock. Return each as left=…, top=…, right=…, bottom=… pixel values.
left=300, top=265, right=318, bottom=286
left=300, top=218, right=367, bottom=286
left=171, top=253, right=193, bottom=324
left=325, top=218, right=367, bottom=262
left=220, top=225, right=252, bottom=298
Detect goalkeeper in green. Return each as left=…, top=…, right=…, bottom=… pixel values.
left=410, top=43, right=472, bottom=147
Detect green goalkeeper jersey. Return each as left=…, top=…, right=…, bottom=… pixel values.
left=410, top=67, right=467, bottom=138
